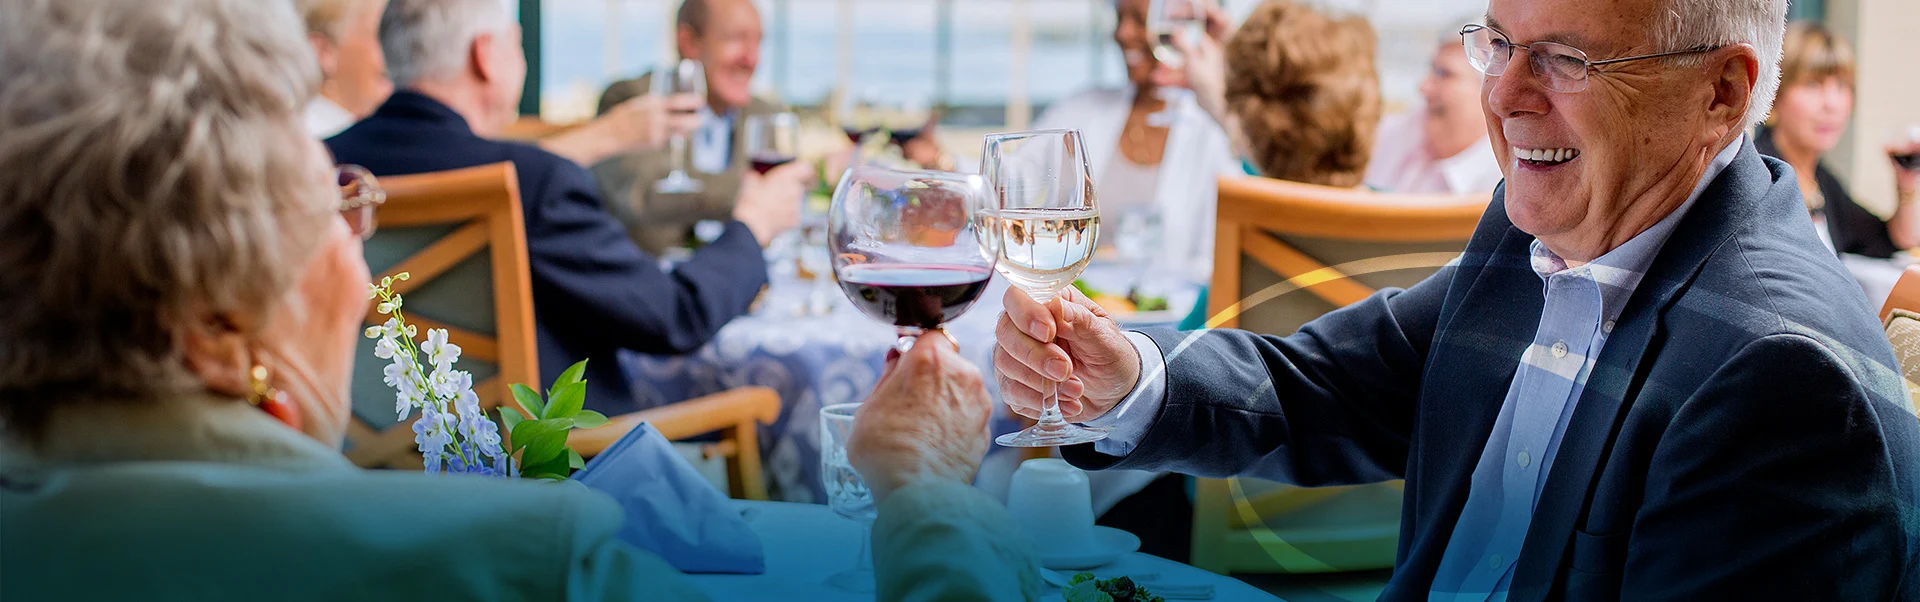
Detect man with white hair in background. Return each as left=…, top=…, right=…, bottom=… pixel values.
left=1365, top=20, right=1506, bottom=195
left=994, top=0, right=1920, bottom=598
left=328, top=0, right=808, bottom=414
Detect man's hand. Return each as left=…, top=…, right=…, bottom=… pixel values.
left=538, top=93, right=702, bottom=166
left=731, top=160, right=809, bottom=246
left=993, top=286, right=1141, bottom=423
left=847, top=331, right=994, bottom=503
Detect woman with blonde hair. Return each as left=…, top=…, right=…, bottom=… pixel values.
left=1757, top=21, right=1920, bottom=257
left=0, top=0, right=1036, bottom=599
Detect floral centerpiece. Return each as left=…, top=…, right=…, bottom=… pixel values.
left=366, top=273, right=605, bottom=479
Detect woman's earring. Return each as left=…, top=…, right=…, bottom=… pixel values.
left=248, top=364, right=303, bottom=431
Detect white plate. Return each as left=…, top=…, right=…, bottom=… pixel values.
left=1040, top=526, right=1142, bottom=570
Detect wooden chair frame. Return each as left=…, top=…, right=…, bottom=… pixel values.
left=348, top=163, right=538, bottom=468
left=1193, top=175, right=1487, bottom=574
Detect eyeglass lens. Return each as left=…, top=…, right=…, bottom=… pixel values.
left=1463, top=26, right=1593, bottom=92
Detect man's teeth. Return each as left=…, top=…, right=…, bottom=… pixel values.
left=1514, top=147, right=1578, bottom=163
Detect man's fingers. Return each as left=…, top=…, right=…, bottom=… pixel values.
left=1001, top=288, right=1056, bottom=342
left=996, top=313, right=1070, bottom=379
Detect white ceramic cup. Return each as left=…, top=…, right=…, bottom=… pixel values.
left=1006, top=458, right=1100, bottom=556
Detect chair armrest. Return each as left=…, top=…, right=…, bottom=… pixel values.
left=567, top=387, right=782, bottom=457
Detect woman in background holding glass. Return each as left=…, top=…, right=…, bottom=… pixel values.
left=1032, top=0, right=1239, bottom=280
left=1758, top=21, right=1920, bottom=257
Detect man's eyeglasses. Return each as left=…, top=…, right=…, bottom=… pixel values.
left=1459, top=24, right=1717, bottom=93
left=337, top=164, right=385, bottom=240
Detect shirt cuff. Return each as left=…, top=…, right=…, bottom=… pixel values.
left=1083, top=331, right=1167, bottom=457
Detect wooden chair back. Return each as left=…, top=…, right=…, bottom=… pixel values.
left=1191, top=175, right=1488, bottom=574
left=498, top=116, right=580, bottom=141
left=1878, top=266, right=1920, bottom=418
left=346, top=162, right=539, bottom=468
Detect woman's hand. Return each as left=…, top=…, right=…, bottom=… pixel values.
left=1173, top=0, right=1232, bottom=128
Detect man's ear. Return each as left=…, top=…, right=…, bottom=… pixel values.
left=470, top=32, right=498, bottom=85
left=1705, top=43, right=1760, bottom=142
left=308, top=32, right=339, bottom=79
left=675, top=24, right=699, bottom=61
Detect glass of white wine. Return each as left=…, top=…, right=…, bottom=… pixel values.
left=981, top=129, right=1108, bottom=448
left=1146, top=0, right=1203, bottom=126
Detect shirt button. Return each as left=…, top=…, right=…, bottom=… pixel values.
left=1489, top=554, right=1504, bottom=570
left=1518, top=450, right=1532, bottom=468
left=1551, top=341, right=1569, bottom=358
left=1603, top=320, right=1615, bottom=334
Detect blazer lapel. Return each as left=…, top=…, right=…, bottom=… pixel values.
left=1508, top=140, right=1774, bottom=600
left=1396, top=209, right=1545, bottom=588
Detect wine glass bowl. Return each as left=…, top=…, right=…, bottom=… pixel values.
left=744, top=112, right=800, bottom=175
left=981, top=129, right=1109, bottom=447
left=829, top=166, right=997, bottom=351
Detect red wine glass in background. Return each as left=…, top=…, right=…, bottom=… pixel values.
left=1891, top=124, right=1920, bottom=171
left=745, top=112, right=800, bottom=175
left=651, top=59, right=706, bottom=194
left=829, top=166, right=997, bottom=353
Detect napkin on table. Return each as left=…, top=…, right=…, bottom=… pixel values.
left=573, top=423, right=765, bottom=574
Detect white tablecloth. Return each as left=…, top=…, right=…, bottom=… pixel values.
left=687, top=500, right=1280, bottom=601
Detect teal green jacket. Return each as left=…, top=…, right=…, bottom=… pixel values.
left=1, top=396, right=1042, bottom=601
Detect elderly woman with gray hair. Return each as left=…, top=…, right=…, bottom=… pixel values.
left=0, top=0, right=1039, bottom=600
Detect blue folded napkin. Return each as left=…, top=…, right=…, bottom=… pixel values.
left=573, top=423, right=765, bottom=574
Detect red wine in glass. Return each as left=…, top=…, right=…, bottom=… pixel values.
left=836, top=264, right=992, bottom=331
left=1894, top=153, right=1920, bottom=171
left=888, top=128, right=923, bottom=148
left=750, top=152, right=796, bottom=175
left=844, top=127, right=872, bottom=145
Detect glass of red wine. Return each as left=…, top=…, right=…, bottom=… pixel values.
left=829, top=166, right=997, bottom=353
left=651, top=59, right=706, bottom=194
left=745, top=112, right=799, bottom=175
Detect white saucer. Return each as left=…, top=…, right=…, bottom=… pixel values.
left=1040, top=526, right=1141, bottom=570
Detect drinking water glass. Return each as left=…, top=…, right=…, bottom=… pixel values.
left=819, top=403, right=874, bottom=592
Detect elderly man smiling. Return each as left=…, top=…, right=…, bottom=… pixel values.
left=993, top=0, right=1920, bottom=599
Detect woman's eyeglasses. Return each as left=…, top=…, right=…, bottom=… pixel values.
left=337, top=164, right=385, bottom=240
left=1460, top=24, right=1717, bottom=93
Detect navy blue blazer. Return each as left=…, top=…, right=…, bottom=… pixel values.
left=326, top=92, right=767, bottom=414
left=1066, top=140, right=1920, bottom=600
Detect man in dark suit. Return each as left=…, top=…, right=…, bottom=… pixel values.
left=995, top=0, right=1920, bottom=598
left=328, top=0, right=808, bottom=414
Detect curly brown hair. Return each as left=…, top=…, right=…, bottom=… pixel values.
left=1224, top=0, right=1381, bottom=187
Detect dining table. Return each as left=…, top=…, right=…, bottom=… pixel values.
left=685, top=500, right=1281, bottom=601
left=621, top=251, right=1200, bottom=503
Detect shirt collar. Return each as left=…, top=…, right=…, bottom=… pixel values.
left=1528, top=134, right=1746, bottom=294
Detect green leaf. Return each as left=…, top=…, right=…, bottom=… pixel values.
left=497, top=407, right=525, bottom=442
left=519, top=421, right=575, bottom=468
left=509, top=383, right=546, bottom=419
left=521, top=452, right=571, bottom=480
left=549, top=359, right=589, bottom=398
left=567, top=448, right=585, bottom=470
left=544, top=381, right=586, bottom=419
left=511, top=418, right=574, bottom=460
left=571, top=410, right=609, bottom=430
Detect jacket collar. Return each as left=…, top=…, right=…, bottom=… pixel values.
left=1, top=393, right=353, bottom=475
left=1506, top=136, right=1787, bottom=599
left=371, top=90, right=479, bottom=138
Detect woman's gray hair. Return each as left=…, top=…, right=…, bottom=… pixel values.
left=0, top=0, right=331, bottom=425
left=381, top=0, right=512, bottom=87
left=1654, top=0, right=1787, bottom=127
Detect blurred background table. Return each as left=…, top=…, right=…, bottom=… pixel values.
left=687, top=500, right=1280, bottom=601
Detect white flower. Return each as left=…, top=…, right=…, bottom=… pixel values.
left=420, top=329, right=462, bottom=370
left=428, top=365, right=473, bottom=402
left=383, top=356, right=423, bottom=406
left=372, top=336, right=400, bottom=360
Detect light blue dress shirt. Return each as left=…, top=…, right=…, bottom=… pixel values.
left=1090, top=138, right=1745, bottom=599
left=691, top=106, right=733, bottom=174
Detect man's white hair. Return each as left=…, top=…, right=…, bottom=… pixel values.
left=1653, top=0, right=1787, bottom=127
left=380, top=0, right=511, bottom=87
